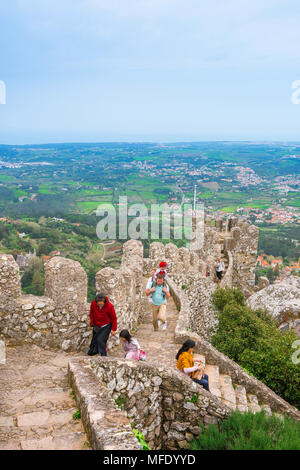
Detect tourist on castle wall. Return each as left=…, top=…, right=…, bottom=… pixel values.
left=216, top=257, right=225, bottom=282
left=88, top=293, right=117, bottom=357
left=145, top=273, right=170, bottom=331
left=119, top=329, right=147, bottom=361
left=176, top=339, right=210, bottom=392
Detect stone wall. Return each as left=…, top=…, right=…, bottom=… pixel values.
left=68, top=357, right=141, bottom=450
left=0, top=255, right=91, bottom=351
left=0, top=240, right=145, bottom=353
left=220, top=251, right=233, bottom=289
left=230, top=222, right=259, bottom=297
left=169, top=273, right=218, bottom=340
left=0, top=254, right=21, bottom=313
left=145, top=241, right=206, bottom=277
left=90, top=357, right=230, bottom=450
left=95, top=240, right=146, bottom=350
left=201, top=218, right=259, bottom=297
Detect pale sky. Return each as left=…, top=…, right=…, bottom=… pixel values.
left=0, top=0, right=300, bottom=144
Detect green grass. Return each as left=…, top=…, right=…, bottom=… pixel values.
left=72, top=410, right=81, bottom=420
left=185, top=394, right=199, bottom=404
left=76, top=189, right=113, bottom=197
left=220, top=206, right=240, bottom=213
left=76, top=200, right=113, bottom=213
left=283, top=197, right=300, bottom=208
left=190, top=410, right=300, bottom=450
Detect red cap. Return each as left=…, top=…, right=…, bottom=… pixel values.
left=159, top=261, right=168, bottom=268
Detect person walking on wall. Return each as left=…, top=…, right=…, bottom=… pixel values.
left=145, top=272, right=170, bottom=331
left=88, top=293, right=117, bottom=357
left=176, top=339, right=210, bottom=392
left=215, top=257, right=225, bottom=282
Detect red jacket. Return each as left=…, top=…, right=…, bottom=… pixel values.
left=89, top=297, right=117, bottom=331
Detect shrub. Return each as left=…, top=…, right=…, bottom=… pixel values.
left=190, top=410, right=300, bottom=450
left=211, top=288, right=300, bottom=409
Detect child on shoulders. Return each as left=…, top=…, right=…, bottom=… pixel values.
left=152, top=261, right=168, bottom=281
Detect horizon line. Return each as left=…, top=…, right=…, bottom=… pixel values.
left=1, top=139, right=300, bottom=147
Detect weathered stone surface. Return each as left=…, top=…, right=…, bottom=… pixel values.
left=17, top=411, right=50, bottom=427
left=0, top=417, right=14, bottom=427
left=247, top=277, right=300, bottom=330
left=68, top=358, right=141, bottom=450
left=88, top=355, right=231, bottom=451
left=0, top=254, right=21, bottom=312
left=0, top=344, right=87, bottom=451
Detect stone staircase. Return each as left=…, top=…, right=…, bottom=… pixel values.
left=0, top=345, right=88, bottom=450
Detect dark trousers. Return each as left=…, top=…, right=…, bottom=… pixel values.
left=88, top=324, right=112, bottom=357
left=216, top=271, right=223, bottom=280
left=193, top=374, right=210, bottom=392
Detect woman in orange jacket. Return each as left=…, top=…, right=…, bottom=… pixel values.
left=176, top=339, right=210, bottom=392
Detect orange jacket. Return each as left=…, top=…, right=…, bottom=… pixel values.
left=176, top=351, right=195, bottom=378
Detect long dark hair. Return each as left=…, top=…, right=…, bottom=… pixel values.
left=176, top=339, right=196, bottom=360
left=95, top=293, right=107, bottom=303
left=119, top=329, right=132, bottom=343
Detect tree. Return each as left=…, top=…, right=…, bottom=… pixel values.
left=37, top=241, right=51, bottom=256
left=32, top=271, right=44, bottom=296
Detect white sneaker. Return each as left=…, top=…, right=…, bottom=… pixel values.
left=162, top=323, right=167, bottom=331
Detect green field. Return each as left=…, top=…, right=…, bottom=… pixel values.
left=0, top=174, right=15, bottom=181
left=220, top=206, right=240, bottom=213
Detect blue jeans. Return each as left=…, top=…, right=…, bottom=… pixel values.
left=193, top=374, right=210, bottom=392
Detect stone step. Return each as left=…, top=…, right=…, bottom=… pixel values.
left=219, top=374, right=236, bottom=410
left=247, top=394, right=261, bottom=413
left=204, top=365, right=221, bottom=399
left=20, top=431, right=86, bottom=450
left=234, top=385, right=248, bottom=412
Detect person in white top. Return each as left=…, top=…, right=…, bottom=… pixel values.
left=216, top=257, right=225, bottom=282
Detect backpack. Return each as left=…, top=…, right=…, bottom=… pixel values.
left=150, top=278, right=167, bottom=299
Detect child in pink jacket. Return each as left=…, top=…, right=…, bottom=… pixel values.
left=120, top=329, right=142, bottom=360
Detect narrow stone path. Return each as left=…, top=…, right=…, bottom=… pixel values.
left=0, top=344, right=88, bottom=450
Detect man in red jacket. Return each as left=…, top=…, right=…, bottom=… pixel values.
left=88, top=293, right=117, bottom=356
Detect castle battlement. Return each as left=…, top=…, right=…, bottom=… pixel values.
left=0, top=219, right=259, bottom=352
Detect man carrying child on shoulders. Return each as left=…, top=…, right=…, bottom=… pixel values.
left=145, top=268, right=170, bottom=332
